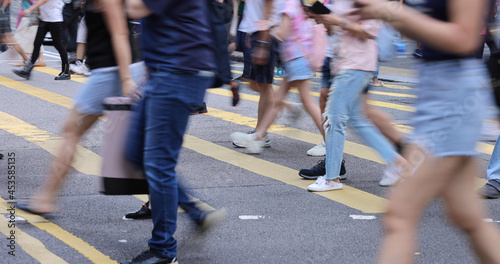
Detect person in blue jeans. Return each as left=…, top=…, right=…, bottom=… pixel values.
left=480, top=137, right=500, bottom=199
left=124, top=1, right=224, bottom=263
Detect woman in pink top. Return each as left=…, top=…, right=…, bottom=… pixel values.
left=231, top=0, right=325, bottom=154
left=306, top=0, right=408, bottom=192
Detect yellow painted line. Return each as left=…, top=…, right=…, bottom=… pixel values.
left=183, top=135, right=387, bottom=213
left=35, top=67, right=88, bottom=84
left=367, top=99, right=415, bottom=112
left=0, top=214, right=68, bottom=263
left=0, top=111, right=101, bottom=175
left=0, top=198, right=117, bottom=263
left=368, top=90, right=417, bottom=98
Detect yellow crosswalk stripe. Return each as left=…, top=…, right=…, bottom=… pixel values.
left=0, top=197, right=117, bottom=263
left=0, top=213, right=69, bottom=263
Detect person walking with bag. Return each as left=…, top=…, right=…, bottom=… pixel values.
left=15, top=0, right=145, bottom=215
left=354, top=0, right=500, bottom=263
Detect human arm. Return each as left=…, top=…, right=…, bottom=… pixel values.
left=100, top=0, right=138, bottom=97
left=125, top=0, right=152, bottom=19
left=22, top=0, right=48, bottom=16
left=353, top=0, right=487, bottom=55
left=1, top=0, right=9, bottom=13
left=253, top=0, right=274, bottom=65
left=310, top=12, right=377, bottom=39
left=270, top=13, right=291, bottom=42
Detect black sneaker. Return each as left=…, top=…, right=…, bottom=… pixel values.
left=299, top=159, right=347, bottom=180
left=121, top=249, right=177, bottom=264
left=123, top=202, right=152, bottom=220
left=479, top=180, right=500, bottom=199
left=412, top=49, right=422, bottom=58
left=191, top=102, right=208, bottom=115
left=54, top=72, right=71, bottom=80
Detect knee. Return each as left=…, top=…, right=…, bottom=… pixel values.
left=383, top=203, right=416, bottom=234
left=447, top=207, right=481, bottom=233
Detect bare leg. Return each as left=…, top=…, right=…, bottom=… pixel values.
left=248, top=80, right=275, bottom=129
left=295, top=79, right=325, bottom=139
left=254, top=79, right=291, bottom=140
left=319, top=87, right=329, bottom=114
left=378, top=150, right=475, bottom=264
left=2, top=34, right=29, bottom=62
left=27, top=109, right=99, bottom=213
left=443, top=158, right=500, bottom=264
left=76, top=42, right=86, bottom=60
left=364, top=94, right=404, bottom=145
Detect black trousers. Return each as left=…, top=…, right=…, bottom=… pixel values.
left=62, top=4, right=81, bottom=53
left=31, top=21, right=69, bottom=71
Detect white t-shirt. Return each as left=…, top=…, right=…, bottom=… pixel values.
left=239, top=0, right=283, bottom=34
left=39, top=0, right=64, bottom=22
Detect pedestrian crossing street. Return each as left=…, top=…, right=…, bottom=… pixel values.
left=0, top=60, right=497, bottom=263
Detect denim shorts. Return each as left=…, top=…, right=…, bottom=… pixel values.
left=74, top=62, right=147, bottom=115
left=409, top=59, right=490, bottom=156
left=247, top=33, right=279, bottom=84
left=321, top=57, right=333, bottom=88
left=282, top=56, right=313, bottom=82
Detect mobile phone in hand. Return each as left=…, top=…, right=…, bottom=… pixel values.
left=302, top=0, right=331, bottom=14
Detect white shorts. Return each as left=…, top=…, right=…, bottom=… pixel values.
left=76, top=16, right=87, bottom=44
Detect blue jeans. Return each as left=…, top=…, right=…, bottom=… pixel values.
left=125, top=69, right=213, bottom=258
left=325, top=70, right=397, bottom=180
left=488, top=136, right=500, bottom=182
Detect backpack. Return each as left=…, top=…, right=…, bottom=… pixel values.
left=207, top=0, right=233, bottom=88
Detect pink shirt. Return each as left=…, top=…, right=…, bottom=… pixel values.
left=332, top=0, right=381, bottom=73
left=279, top=0, right=313, bottom=62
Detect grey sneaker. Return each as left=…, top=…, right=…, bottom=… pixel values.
left=479, top=180, right=500, bottom=199
left=197, top=208, right=226, bottom=234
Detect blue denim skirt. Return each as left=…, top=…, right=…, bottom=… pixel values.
left=282, top=56, right=314, bottom=82
left=74, top=62, right=146, bottom=115
left=410, top=59, right=490, bottom=156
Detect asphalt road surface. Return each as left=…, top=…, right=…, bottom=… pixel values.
left=0, top=47, right=499, bottom=264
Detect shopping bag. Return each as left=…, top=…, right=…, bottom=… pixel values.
left=99, top=97, right=149, bottom=195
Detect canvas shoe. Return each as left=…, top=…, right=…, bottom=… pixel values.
left=307, top=176, right=343, bottom=192
left=69, top=60, right=91, bottom=76
left=299, top=159, right=347, bottom=180
left=379, top=166, right=402, bottom=187
left=230, top=132, right=262, bottom=153
left=307, top=140, right=326, bottom=156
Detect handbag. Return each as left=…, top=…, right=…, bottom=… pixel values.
left=99, top=97, right=149, bottom=195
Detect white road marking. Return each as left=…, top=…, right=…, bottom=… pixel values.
left=349, top=215, right=377, bottom=220
left=238, top=215, right=265, bottom=220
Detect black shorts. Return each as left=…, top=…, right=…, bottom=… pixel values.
left=246, top=33, right=279, bottom=84
left=0, top=9, right=11, bottom=35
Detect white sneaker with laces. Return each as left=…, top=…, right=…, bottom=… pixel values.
left=307, top=176, right=343, bottom=192
left=70, top=61, right=91, bottom=76
left=379, top=167, right=402, bottom=187
left=307, top=140, right=326, bottom=156
left=230, top=132, right=262, bottom=153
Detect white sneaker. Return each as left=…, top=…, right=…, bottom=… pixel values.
left=379, top=167, right=402, bottom=187
left=230, top=132, right=262, bottom=154
left=232, top=130, right=270, bottom=148
left=307, top=140, right=326, bottom=156
left=307, top=176, right=343, bottom=192
left=69, top=61, right=91, bottom=76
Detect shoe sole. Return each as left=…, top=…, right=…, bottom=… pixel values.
left=307, top=187, right=343, bottom=192
left=233, top=142, right=271, bottom=148
left=298, top=173, right=320, bottom=180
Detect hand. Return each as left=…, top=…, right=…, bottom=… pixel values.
left=22, top=9, right=32, bottom=17
left=252, top=45, right=269, bottom=65
left=121, top=78, right=141, bottom=99
left=351, top=0, right=400, bottom=21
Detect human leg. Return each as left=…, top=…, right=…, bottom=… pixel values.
left=443, top=157, right=500, bottom=264
left=12, top=21, right=48, bottom=79
left=143, top=71, right=211, bottom=259
left=377, top=153, right=468, bottom=264
left=21, top=109, right=99, bottom=213
left=479, top=135, right=500, bottom=198
left=47, top=22, right=70, bottom=79
left=363, top=94, right=404, bottom=148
